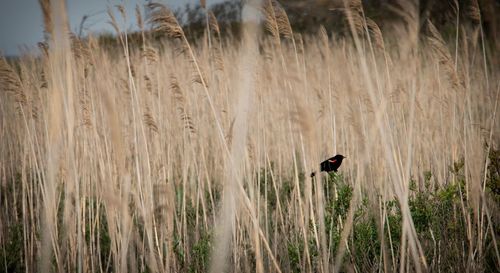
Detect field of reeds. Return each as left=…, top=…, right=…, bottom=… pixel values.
left=1, top=0, right=499, bottom=272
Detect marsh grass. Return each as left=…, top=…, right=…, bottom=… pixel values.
left=0, top=0, right=499, bottom=272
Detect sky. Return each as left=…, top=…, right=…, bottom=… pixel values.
left=0, top=0, right=224, bottom=56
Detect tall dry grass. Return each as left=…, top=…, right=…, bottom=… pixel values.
left=0, top=0, right=499, bottom=272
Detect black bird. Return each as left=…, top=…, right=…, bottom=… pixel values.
left=311, top=154, right=346, bottom=177
left=320, top=154, right=346, bottom=172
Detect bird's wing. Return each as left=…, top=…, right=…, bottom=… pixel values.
left=320, top=161, right=327, bottom=171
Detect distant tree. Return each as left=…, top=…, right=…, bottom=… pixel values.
left=279, top=0, right=497, bottom=48
left=154, top=0, right=498, bottom=49
left=173, top=0, right=243, bottom=40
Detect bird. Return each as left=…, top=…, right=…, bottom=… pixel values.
left=311, top=154, right=346, bottom=177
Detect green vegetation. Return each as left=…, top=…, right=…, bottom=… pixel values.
left=1, top=155, right=499, bottom=272
left=3, top=154, right=498, bottom=272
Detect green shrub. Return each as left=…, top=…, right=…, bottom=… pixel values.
left=0, top=223, right=24, bottom=273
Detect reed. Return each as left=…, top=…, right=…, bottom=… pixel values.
left=0, top=0, right=498, bottom=272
